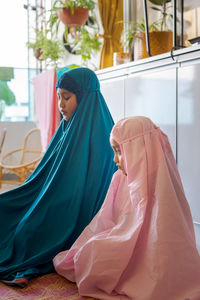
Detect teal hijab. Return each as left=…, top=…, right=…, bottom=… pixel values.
left=0, top=67, right=116, bottom=281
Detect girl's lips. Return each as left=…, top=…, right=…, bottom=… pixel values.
left=61, top=111, right=67, bottom=116
left=117, top=165, right=122, bottom=171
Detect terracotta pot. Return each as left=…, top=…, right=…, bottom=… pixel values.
left=133, top=31, right=173, bottom=61
left=57, top=7, right=89, bottom=27
left=34, top=48, right=44, bottom=60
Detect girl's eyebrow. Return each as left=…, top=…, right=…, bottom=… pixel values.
left=62, top=92, right=71, bottom=97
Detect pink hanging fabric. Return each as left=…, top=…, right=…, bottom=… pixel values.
left=53, top=116, right=200, bottom=300
left=32, top=69, right=60, bottom=151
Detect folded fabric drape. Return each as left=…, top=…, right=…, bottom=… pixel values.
left=0, top=67, right=116, bottom=284
left=98, top=0, right=123, bottom=69
left=32, top=69, right=60, bottom=150
left=53, top=116, right=200, bottom=300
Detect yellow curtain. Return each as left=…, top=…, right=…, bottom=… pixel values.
left=98, top=0, right=123, bottom=69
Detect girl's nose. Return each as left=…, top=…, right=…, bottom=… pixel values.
left=59, top=97, right=65, bottom=108
left=113, top=153, right=119, bottom=163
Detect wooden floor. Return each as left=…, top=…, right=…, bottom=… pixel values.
left=0, top=273, right=96, bottom=300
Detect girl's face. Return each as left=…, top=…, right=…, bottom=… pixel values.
left=57, top=88, right=77, bottom=121
left=110, top=138, right=127, bottom=176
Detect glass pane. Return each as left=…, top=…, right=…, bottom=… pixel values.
left=0, top=68, right=39, bottom=121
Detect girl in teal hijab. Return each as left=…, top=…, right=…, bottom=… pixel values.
left=0, top=67, right=116, bottom=287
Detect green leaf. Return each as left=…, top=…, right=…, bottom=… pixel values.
left=0, top=81, right=16, bottom=106
left=148, top=0, right=164, bottom=6
left=52, top=0, right=95, bottom=11
left=148, top=0, right=171, bottom=5
left=151, top=6, right=162, bottom=11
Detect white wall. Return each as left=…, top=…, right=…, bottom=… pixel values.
left=0, top=121, right=37, bottom=160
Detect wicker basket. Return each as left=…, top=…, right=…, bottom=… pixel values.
left=133, top=31, right=173, bottom=61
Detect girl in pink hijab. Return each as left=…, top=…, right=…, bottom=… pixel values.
left=53, top=116, right=200, bottom=300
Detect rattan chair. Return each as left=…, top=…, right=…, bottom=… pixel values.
left=0, top=128, right=43, bottom=187
left=0, top=128, right=7, bottom=154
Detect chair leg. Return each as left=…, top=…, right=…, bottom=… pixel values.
left=18, top=169, right=26, bottom=185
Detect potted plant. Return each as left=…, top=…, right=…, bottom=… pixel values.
left=122, top=19, right=160, bottom=51
left=149, top=0, right=172, bottom=31
left=122, top=0, right=173, bottom=61
left=63, top=21, right=101, bottom=62
left=52, top=0, right=96, bottom=27
left=48, top=0, right=101, bottom=64
left=27, top=29, right=65, bottom=67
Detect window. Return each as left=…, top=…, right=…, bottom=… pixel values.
left=0, top=0, right=51, bottom=121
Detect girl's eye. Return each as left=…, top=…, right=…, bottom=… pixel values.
left=64, top=96, right=70, bottom=101
left=116, top=148, right=121, bottom=154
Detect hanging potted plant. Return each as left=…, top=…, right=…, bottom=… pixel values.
left=67, top=25, right=102, bottom=62
left=51, top=0, right=95, bottom=27
left=48, top=0, right=101, bottom=65
left=122, top=0, right=173, bottom=60
left=26, top=28, right=65, bottom=67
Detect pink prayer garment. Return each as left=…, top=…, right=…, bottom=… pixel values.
left=53, top=116, right=200, bottom=300
left=32, top=69, right=60, bottom=151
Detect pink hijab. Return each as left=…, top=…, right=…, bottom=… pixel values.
left=53, top=116, right=200, bottom=300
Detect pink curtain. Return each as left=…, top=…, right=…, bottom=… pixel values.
left=32, top=69, right=60, bottom=151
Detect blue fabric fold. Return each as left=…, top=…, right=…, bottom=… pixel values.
left=0, top=67, right=116, bottom=281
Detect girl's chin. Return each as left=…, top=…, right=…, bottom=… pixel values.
left=118, top=168, right=127, bottom=176
left=62, top=115, right=69, bottom=121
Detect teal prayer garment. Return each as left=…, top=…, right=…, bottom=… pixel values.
left=0, top=67, right=117, bottom=285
